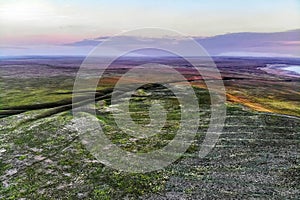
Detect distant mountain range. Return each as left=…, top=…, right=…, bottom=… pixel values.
left=64, top=29, right=300, bottom=57
left=2, top=29, right=300, bottom=57
left=196, top=29, right=300, bottom=57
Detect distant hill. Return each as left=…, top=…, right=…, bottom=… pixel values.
left=2, top=30, right=300, bottom=57
left=195, top=29, right=300, bottom=57
left=64, top=29, right=300, bottom=57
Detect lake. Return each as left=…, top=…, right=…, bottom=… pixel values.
left=284, top=65, right=300, bottom=74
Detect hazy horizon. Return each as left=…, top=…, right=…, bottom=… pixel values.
left=1, top=29, right=300, bottom=58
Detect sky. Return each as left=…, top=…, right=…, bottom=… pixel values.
left=0, top=0, right=299, bottom=45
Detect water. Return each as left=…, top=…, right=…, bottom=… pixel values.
left=283, top=65, right=300, bottom=74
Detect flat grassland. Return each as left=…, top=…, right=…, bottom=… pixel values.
left=0, top=57, right=299, bottom=199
